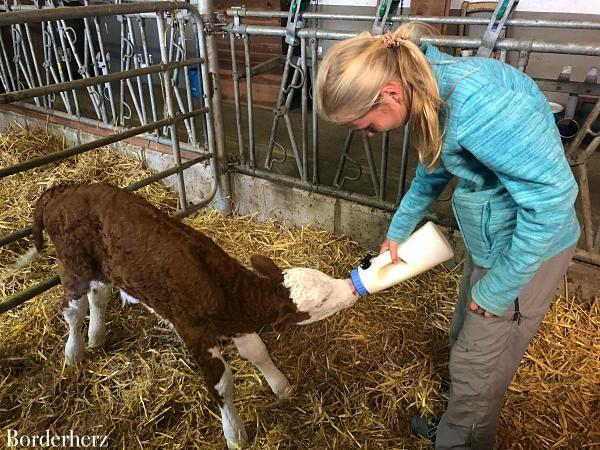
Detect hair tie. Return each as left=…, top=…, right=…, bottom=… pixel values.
left=381, top=32, right=406, bottom=48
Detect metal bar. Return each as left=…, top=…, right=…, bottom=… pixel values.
left=51, top=4, right=80, bottom=116
left=243, top=34, right=255, bottom=168
left=280, top=59, right=304, bottom=177
left=0, top=226, right=32, bottom=247
left=0, top=2, right=197, bottom=25
left=0, top=59, right=204, bottom=104
left=138, top=17, right=157, bottom=129
left=398, top=123, right=410, bottom=204
left=240, top=56, right=281, bottom=79
left=0, top=107, right=206, bottom=179
left=300, top=37, right=308, bottom=182
left=187, top=3, right=220, bottom=212
left=54, top=11, right=103, bottom=120
left=119, top=13, right=126, bottom=126
left=333, top=131, right=354, bottom=188
left=45, top=20, right=74, bottom=115
left=123, top=18, right=145, bottom=126
left=0, top=276, right=60, bottom=314
left=192, top=19, right=208, bottom=146
left=361, top=132, right=380, bottom=198
left=125, top=154, right=212, bottom=192
left=177, top=17, right=198, bottom=147
left=126, top=15, right=147, bottom=125
left=169, top=54, right=195, bottom=141
left=0, top=33, right=13, bottom=92
left=197, top=0, right=231, bottom=216
left=156, top=12, right=187, bottom=210
left=0, top=31, right=16, bottom=91
left=283, top=112, right=303, bottom=177
left=15, top=23, right=45, bottom=103
left=226, top=25, right=600, bottom=55
left=477, top=0, right=518, bottom=58
left=265, top=44, right=295, bottom=169
left=88, top=2, right=115, bottom=124
left=82, top=13, right=108, bottom=123
left=311, top=37, right=318, bottom=186
left=226, top=9, right=600, bottom=30
left=229, top=32, right=245, bottom=165
left=379, top=132, right=389, bottom=202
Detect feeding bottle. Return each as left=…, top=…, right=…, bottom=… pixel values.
left=350, top=222, right=454, bottom=296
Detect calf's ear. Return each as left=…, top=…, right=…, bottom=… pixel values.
left=250, top=254, right=283, bottom=281
left=273, top=303, right=310, bottom=333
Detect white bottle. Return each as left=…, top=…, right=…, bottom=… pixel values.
left=350, top=221, right=454, bottom=296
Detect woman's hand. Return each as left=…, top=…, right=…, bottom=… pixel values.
left=469, top=300, right=496, bottom=318
left=380, top=239, right=404, bottom=263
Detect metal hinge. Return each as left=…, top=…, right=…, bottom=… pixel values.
left=202, top=11, right=228, bottom=35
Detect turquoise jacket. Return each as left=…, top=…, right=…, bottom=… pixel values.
left=386, top=44, right=580, bottom=316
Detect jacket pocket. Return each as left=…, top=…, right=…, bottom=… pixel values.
left=452, top=186, right=517, bottom=265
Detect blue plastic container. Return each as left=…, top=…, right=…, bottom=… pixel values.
left=188, top=67, right=200, bottom=98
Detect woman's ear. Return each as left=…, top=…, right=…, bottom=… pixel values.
left=380, top=80, right=405, bottom=103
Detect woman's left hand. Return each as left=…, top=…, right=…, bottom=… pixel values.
left=469, top=301, right=496, bottom=318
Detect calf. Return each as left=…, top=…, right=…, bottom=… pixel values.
left=18, top=183, right=358, bottom=449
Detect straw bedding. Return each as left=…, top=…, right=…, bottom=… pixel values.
left=0, top=126, right=598, bottom=449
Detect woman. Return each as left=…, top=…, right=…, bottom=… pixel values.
left=316, top=23, right=580, bottom=449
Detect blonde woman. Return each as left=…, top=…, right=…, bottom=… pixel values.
left=316, top=24, right=579, bottom=448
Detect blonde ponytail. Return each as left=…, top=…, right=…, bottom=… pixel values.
left=316, top=22, right=444, bottom=169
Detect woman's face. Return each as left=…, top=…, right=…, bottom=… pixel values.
left=348, top=80, right=409, bottom=137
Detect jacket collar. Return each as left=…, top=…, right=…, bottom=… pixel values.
left=422, top=43, right=456, bottom=99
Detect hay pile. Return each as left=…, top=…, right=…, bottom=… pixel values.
left=0, top=126, right=599, bottom=449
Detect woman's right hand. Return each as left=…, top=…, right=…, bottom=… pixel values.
left=380, top=239, right=403, bottom=263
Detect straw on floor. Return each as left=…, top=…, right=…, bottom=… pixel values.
left=0, top=127, right=598, bottom=449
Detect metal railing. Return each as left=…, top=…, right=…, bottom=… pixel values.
left=0, top=1, right=226, bottom=313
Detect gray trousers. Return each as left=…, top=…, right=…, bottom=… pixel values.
left=435, top=245, right=575, bottom=450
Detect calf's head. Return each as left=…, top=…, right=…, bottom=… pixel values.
left=250, top=254, right=359, bottom=330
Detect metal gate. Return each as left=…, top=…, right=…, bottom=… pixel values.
left=0, top=1, right=224, bottom=313
left=222, top=0, right=600, bottom=266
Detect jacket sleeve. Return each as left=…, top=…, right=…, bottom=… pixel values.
left=457, top=84, right=579, bottom=316
left=386, top=162, right=453, bottom=243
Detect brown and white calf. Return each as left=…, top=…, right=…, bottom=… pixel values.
left=18, top=183, right=358, bottom=449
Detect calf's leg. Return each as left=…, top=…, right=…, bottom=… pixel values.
left=63, top=295, right=89, bottom=364
left=181, top=329, right=248, bottom=449
left=208, top=346, right=248, bottom=449
left=88, top=281, right=112, bottom=347
left=233, top=333, right=292, bottom=400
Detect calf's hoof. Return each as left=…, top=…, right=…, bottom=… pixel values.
left=274, top=381, right=294, bottom=401
left=224, top=424, right=248, bottom=450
